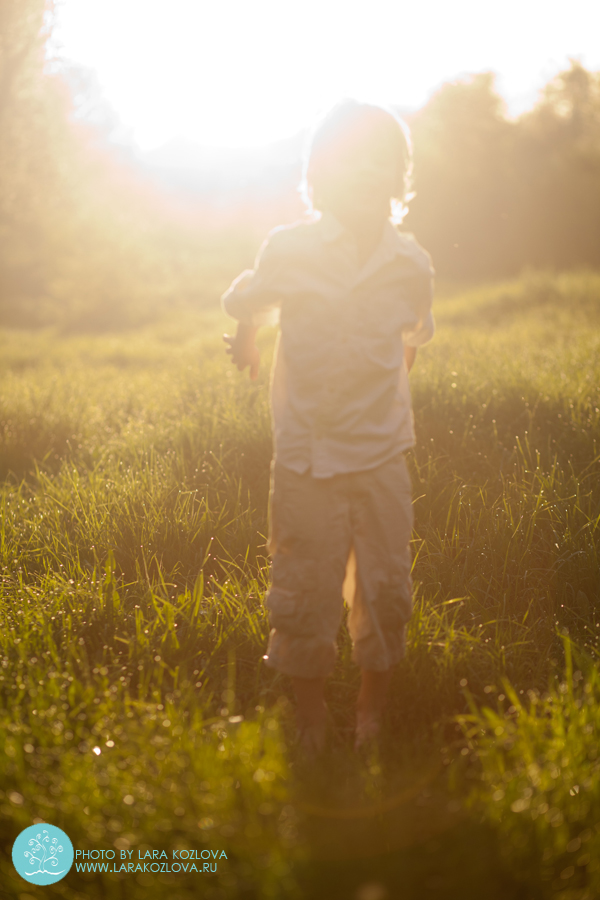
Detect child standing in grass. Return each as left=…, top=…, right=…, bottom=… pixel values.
left=222, top=100, right=434, bottom=754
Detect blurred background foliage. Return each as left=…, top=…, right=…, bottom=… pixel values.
left=1, top=0, right=600, bottom=332
left=0, top=0, right=261, bottom=332
left=406, top=65, right=600, bottom=276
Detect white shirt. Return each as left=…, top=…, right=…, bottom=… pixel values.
left=222, top=212, right=435, bottom=478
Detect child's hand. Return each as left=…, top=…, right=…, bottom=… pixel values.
left=404, top=345, right=417, bottom=373
left=223, top=323, right=260, bottom=380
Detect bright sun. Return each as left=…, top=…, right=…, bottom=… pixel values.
left=52, top=0, right=600, bottom=151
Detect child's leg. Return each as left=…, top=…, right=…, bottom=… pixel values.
left=292, top=675, right=327, bottom=754
left=347, top=454, right=414, bottom=747
left=264, top=463, right=352, bottom=753
left=355, top=667, right=394, bottom=748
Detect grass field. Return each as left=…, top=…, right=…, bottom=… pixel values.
left=1, top=269, right=600, bottom=900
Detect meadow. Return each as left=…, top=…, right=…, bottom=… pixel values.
left=1, top=269, right=599, bottom=900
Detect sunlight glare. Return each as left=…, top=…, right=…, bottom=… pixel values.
left=52, top=0, right=600, bottom=151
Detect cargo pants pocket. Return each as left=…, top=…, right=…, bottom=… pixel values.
left=265, top=554, right=318, bottom=635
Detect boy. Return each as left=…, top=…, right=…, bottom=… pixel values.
left=222, top=100, right=434, bottom=754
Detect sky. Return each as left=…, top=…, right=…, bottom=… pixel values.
left=51, top=0, right=600, bottom=152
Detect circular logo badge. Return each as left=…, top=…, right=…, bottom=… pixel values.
left=12, top=824, right=74, bottom=885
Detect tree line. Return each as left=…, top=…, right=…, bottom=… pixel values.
left=1, top=0, right=599, bottom=328
left=406, top=65, right=600, bottom=277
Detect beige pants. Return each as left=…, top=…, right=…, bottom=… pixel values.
left=264, top=453, right=414, bottom=678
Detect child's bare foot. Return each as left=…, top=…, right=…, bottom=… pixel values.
left=354, top=709, right=382, bottom=751
left=292, top=676, right=327, bottom=758
left=354, top=667, right=393, bottom=752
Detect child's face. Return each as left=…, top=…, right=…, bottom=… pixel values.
left=322, top=127, right=398, bottom=227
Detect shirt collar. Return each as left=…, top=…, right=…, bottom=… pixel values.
left=318, top=210, right=402, bottom=254
left=318, top=211, right=347, bottom=243
left=318, top=211, right=410, bottom=283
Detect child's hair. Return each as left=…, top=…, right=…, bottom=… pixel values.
left=301, top=99, right=414, bottom=223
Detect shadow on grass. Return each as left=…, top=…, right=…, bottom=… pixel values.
left=296, top=823, right=533, bottom=900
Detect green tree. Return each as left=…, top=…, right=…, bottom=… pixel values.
left=516, top=60, right=600, bottom=268
left=0, top=0, right=57, bottom=316
left=0, top=1, right=185, bottom=328
left=405, top=72, right=517, bottom=277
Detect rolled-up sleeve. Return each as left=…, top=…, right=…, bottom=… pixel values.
left=221, top=230, right=284, bottom=327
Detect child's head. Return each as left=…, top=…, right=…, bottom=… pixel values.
left=302, top=99, right=413, bottom=225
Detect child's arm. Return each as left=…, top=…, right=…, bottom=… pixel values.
left=403, top=311, right=434, bottom=371
left=221, top=230, right=285, bottom=380
left=223, top=322, right=260, bottom=381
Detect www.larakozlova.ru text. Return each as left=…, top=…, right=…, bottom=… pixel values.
left=74, top=849, right=227, bottom=873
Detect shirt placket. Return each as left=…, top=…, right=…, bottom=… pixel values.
left=310, top=248, right=360, bottom=477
